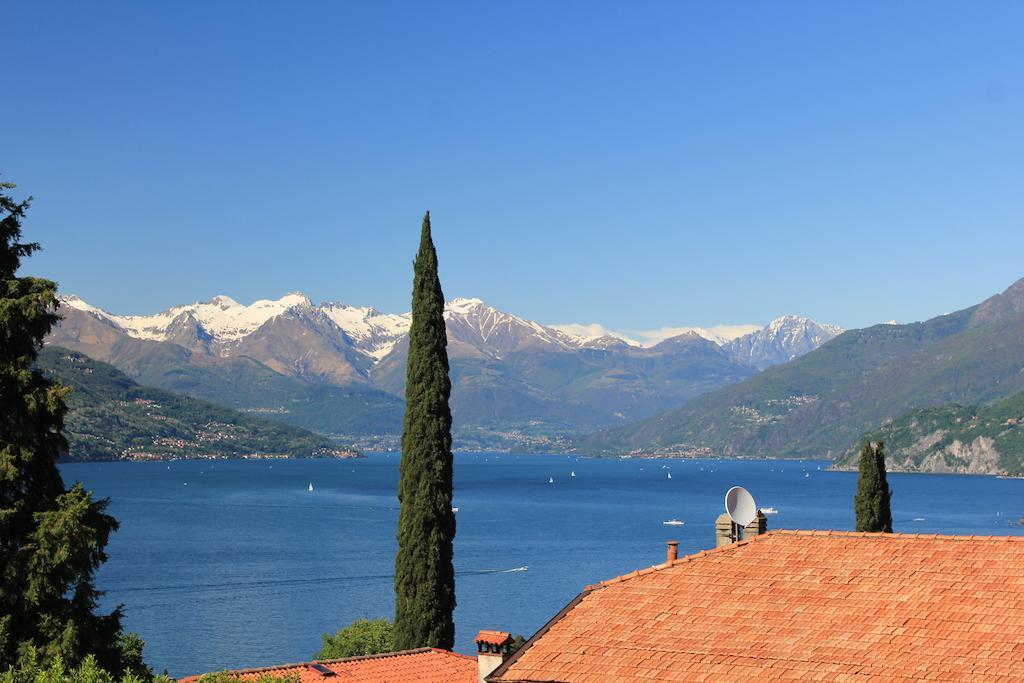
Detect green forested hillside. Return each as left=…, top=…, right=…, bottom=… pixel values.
left=584, top=276, right=1024, bottom=459
left=833, top=390, right=1024, bottom=475
left=38, top=347, right=354, bottom=461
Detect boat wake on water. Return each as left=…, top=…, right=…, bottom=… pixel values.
left=114, top=566, right=530, bottom=594
left=465, top=566, right=529, bottom=574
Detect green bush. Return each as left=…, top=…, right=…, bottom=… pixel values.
left=0, top=655, right=171, bottom=683
left=316, top=619, right=394, bottom=659
left=197, top=673, right=298, bottom=683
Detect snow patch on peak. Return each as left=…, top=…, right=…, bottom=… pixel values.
left=320, top=302, right=411, bottom=360
left=207, top=295, right=241, bottom=308
left=626, top=324, right=762, bottom=347
left=59, top=295, right=115, bottom=320
left=725, top=315, right=843, bottom=369
left=548, top=323, right=642, bottom=348
left=446, top=297, right=487, bottom=315
left=104, top=292, right=318, bottom=343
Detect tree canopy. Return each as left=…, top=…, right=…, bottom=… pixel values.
left=854, top=441, right=893, bottom=533
left=393, top=212, right=457, bottom=650
left=316, top=619, right=393, bottom=659
left=0, top=181, right=146, bottom=677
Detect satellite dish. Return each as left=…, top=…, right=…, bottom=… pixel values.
left=725, top=486, right=757, bottom=527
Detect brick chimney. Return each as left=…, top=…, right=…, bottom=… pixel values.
left=666, top=540, right=679, bottom=563
left=475, top=630, right=513, bottom=683
left=716, top=510, right=768, bottom=547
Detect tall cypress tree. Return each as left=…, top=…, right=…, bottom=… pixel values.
left=854, top=440, right=893, bottom=533
left=0, top=181, right=142, bottom=675
left=393, top=212, right=456, bottom=651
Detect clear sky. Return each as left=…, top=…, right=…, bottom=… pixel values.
left=6, top=2, right=1023, bottom=331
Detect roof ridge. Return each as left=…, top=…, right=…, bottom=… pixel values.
left=773, top=529, right=1024, bottom=541
left=193, top=647, right=445, bottom=676
left=585, top=529, right=1024, bottom=591
left=428, top=648, right=476, bottom=661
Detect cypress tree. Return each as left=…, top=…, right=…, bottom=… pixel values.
left=854, top=440, right=893, bottom=533
left=0, top=181, right=142, bottom=675
left=393, top=212, right=456, bottom=651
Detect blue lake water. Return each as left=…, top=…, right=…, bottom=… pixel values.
left=60, top=454, right=1024, bottom=677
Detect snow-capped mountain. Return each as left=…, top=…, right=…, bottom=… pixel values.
left=724, top=315, right=843, bottom=370
left=52, top=292, right=842, bottom=444
left=59, top=293, right=843, bottom=370
left=320, top=302, right=410, bottom=360
left=62, top=293, right=410, bottom=361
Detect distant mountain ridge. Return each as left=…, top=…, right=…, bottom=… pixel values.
left=50, top=293, right=840, bottom=447
left=60, top=293, right=839, bottom=369
left=583, top=276, right=1024, bottom=464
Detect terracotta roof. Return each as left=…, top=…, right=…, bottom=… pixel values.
left=476, top=630, right=513, bottom=646
left=490, top=530, right=1024, bottom=682
left=180, top=648, right=475, bottom=683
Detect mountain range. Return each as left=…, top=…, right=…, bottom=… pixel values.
left=48, top=294, right=840, bottom=448
left=584, top=276, right=1024, bottom=467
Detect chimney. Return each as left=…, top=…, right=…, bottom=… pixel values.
left=715, top=510, right=768, bottom=547
left=666, top=540, right=679, bottom=563
left=475, top=630, right=513, bottom=683
left=715, top=512, right=733, bottom=547
left=745, top=509, right=768, bottom=538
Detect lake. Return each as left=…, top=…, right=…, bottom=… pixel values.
left=60, top=454, right=1024, bottom=677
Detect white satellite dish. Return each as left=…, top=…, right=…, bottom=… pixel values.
left=725, top=486, right=757, bottom=527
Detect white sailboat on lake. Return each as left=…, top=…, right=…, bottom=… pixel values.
left=308, top=482, right=314, bottom=492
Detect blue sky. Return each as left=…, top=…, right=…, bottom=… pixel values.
left=6, top=2, right=1022, bottom=331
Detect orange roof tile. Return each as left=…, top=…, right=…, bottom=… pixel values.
left=180, top=648, right=475, bottom=683
left=476, top=630, right=513, bottom=646
left=490, top=530, right=1024, bottom=682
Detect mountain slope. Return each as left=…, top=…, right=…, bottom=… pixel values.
left=831, top=389, right=1024, bottom=475
left=585, top=277, right=1024, bottom=458
left=48, top=305, right=405, bottom=438
left=372, top=321, right=757, bottom=439
left=38, top=347, right=353, bottom=461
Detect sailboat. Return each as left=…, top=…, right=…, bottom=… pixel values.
left=308, top=482, right=314, bottom=492
left=667, top=472, right=672, bottom=479
left=571, top=471, right=576, bottom=477
left=548, top=477, right=554, bottom=484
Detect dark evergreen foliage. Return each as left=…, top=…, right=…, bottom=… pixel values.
left=0, top=182, right=144, bottom=675
left=392, top=212, right=456, bottom=650
left=854, top=441, right=893, bottom=532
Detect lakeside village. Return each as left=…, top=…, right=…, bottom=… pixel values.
left=6, top=200, right=1024, bottom=681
